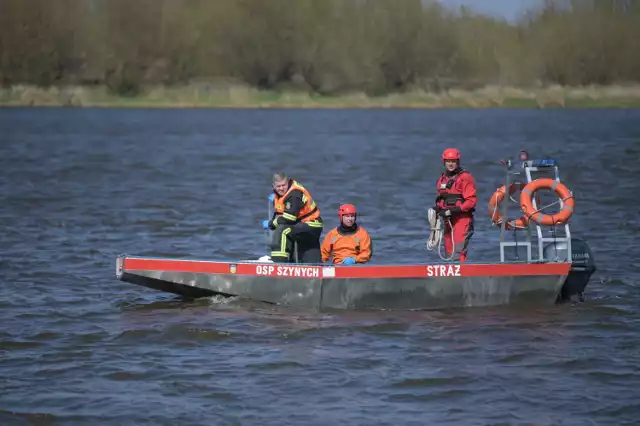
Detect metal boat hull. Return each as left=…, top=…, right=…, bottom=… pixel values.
left=116, top=256, right=571, bottom=310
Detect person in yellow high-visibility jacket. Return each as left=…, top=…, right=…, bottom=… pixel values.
left=262, top=172, right=323, bottom=264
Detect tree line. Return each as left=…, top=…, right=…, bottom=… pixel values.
left=1, top=0, right=638, bottom=96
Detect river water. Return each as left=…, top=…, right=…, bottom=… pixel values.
left=1, top=108, right=639, bottom=425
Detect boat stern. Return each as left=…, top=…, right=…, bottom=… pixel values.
left=544, top=238, right=597, bottom=303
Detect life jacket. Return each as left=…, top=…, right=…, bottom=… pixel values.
left=274, top=180, right=321, bottom=222
left=436, top=169, right=473, bottom=210
left=322, top=225, right=372, bottom=264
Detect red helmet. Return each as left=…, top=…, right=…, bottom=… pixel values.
left=338, top=204, right=357, bottom=220
left=442, top=148, right=461, bottom=161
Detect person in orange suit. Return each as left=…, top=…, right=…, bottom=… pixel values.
left=321, top=204, right=372, bottom=265
left=434, top=148, right=477, bottom=262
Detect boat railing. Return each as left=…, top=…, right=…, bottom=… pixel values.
left=497, top=153, right=572, bottom=264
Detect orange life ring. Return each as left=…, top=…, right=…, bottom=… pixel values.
left=488, top=183, right=529, bottom=230
left=520, top=178, right=574, bottom=226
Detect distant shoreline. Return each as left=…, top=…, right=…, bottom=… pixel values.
left=2, top=84, right=640, bottom=109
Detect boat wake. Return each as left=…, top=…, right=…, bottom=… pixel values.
left=207, top=294, right=239, bottom=305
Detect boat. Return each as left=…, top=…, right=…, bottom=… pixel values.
left=115, top=151, right=596, bottom=310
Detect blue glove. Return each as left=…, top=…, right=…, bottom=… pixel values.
left=342, top=257, right=356, bottom=266
left=262, top=220, right=270, bottom=230
left=268, top=193, right=275, bottom=201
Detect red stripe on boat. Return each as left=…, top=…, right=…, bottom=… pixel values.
left=124, top=258, right=231, bottom=274
left=123, top=257, right=570, bottom=278
left=331, top=263, right=570, bottom=278
left=462, top=263, right=570, bottom=276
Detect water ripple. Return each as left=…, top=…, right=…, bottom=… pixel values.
left=0, top=108, right=639, bottom=425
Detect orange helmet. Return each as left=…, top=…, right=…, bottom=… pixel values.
left=442, top=148, right=461, bottom=161
left=338, top=204, right=357, bottom=220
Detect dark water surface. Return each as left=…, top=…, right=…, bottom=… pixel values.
left=1, top=108, right=639, bottom=425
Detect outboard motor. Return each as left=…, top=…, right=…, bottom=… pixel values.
left=543, top=238, right=597, bottom=303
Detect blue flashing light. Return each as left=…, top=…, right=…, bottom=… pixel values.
left=531, top=158, right=557, bottom=167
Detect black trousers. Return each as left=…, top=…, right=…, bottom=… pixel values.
left=270, top=221, right=323, bottom=264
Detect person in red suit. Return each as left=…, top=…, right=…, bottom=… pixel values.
left=434, top=148, right=477, bottom=262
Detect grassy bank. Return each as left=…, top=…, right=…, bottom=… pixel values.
left=2, top=84, right=640, bottom=109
